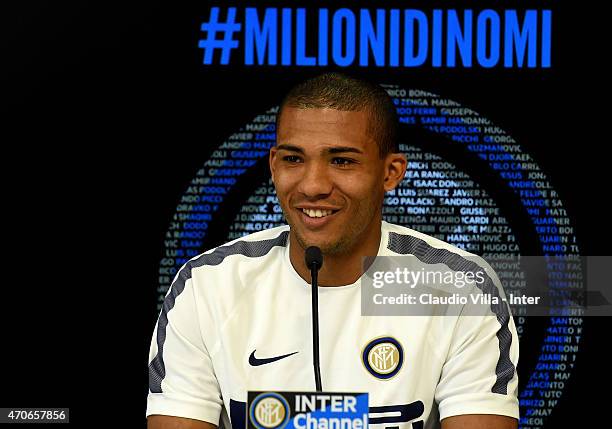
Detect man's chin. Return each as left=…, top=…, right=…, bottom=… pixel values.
left=294, top=232, right=346, bottom=255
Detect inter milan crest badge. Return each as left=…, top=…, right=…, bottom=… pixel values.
left=362, top=336, right=404, bottom=380
left=249, top=393, right=290, bottom=429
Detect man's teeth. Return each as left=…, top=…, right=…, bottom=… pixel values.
left=302, top=208, right=334, bottom=218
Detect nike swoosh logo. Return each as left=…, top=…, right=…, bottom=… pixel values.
left=249, top=350, right=298, bottom=366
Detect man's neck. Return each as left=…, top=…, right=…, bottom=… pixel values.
left=289, top=223, right=383, bottom=287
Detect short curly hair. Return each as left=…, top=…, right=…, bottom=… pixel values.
left=276, top=72, right=399, bottom=158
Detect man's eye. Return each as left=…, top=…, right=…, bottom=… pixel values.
left=283, top=155, right=302, bottom=163
left=332, top=157, right=355, bottom=166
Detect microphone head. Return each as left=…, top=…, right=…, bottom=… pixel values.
left=305, top=246, right=323, bottom=271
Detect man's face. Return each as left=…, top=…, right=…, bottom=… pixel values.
left=270, top=107, right=391, bottom=255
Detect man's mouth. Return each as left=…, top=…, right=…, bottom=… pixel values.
left=301, top=208, right=337, bottom=218
left=295, top=207, right=342, bottom=228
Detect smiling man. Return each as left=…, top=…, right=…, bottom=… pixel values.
left=147, top=73, right=519, bottom=429
left=271, top=106, right=401, bottom=287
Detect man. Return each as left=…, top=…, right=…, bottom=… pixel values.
left=147, top=73, right=519, bottom=429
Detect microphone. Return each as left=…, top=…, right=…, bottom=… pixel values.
left=305, top=246, right=323, bottom=271
left=305, top=246, right=323, bottom=392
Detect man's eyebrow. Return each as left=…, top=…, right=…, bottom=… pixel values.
left=275, top=144, right=304, bottom=154
left=275, top=144, right=364, bottom=155
left=326, top=146, right=364, bottom=155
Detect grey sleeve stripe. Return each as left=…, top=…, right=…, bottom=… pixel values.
left=387, top=232, right=515, bottom=395
left=148, top=231, right=290, bottom=393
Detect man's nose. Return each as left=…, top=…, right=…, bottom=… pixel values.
left=297, top=161, right=333, bottom=197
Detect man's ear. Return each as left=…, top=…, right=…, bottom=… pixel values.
left=269, top=146, right=277, bottom=183
left=383, top=152, right=407, bottom=192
